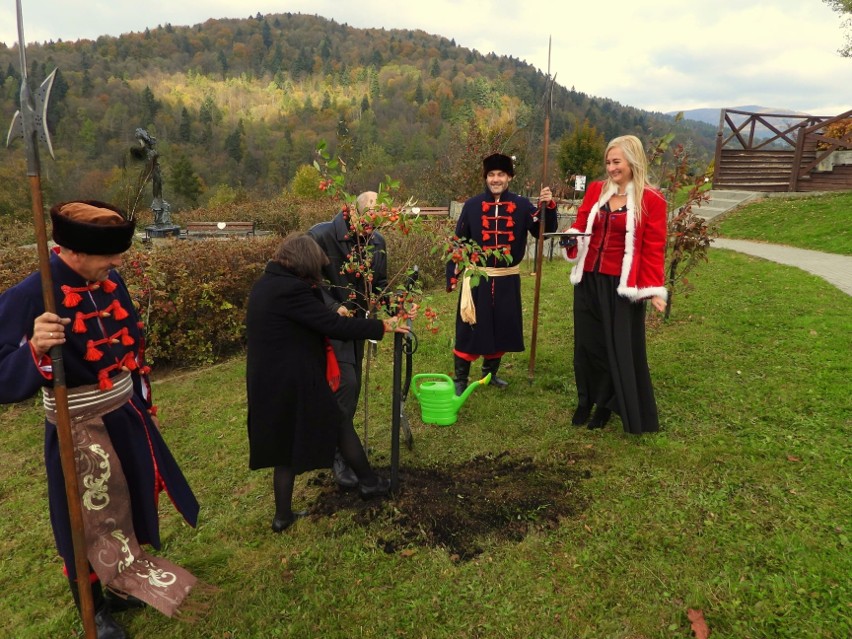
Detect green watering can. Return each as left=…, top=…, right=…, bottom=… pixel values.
left=409, top=373, right=491, bottom=426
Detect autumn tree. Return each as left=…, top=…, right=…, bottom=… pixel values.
left=198, top=95, right=218, bottom=146
left=225, top=120, right=245, bottom=163
left=557, top=119, right=606, bottom=184
left=178, top=107, right=192, bottom=142
left=168, top=152, right=204, bottom=207
left=647, top=124, right=715, bottom=320
left=140, top=86, right=160, bottom=126
left=824, top=0, right=852, bottom=56
left=0, top=156, right=32, bottom=218
left=217, top=50, right=229, bottom=79
left=289, top=164, right=328, bottom=200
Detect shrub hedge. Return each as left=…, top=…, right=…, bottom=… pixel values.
left=0, top=197, right=450, bottom=367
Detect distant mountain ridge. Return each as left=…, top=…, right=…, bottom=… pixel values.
left=0, top=12, right=718, bottom=211
left=669, top=105, right=809, bottom=128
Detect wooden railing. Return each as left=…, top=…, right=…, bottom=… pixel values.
left=713, top=108, right=852, bottom=191
left=791, top=109, right=852, bottom=190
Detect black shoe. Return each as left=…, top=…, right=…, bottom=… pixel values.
left=104, top=587, right=146, bottom=612
left=571, top=404, right=592, bottom=426
left=482, top=358, right=509, bottom=389
left=358, top=476, right=390, bottom=500
left=69, top=579, right=127, bottom=638
left=488, top=375, right=509, bottom=389
left=94, top=607, right=127, bottom=639
left=333, top=451, right=359, bottom=489
left=271, top=510, right=307, bottom=533
left=588, top=407, right=612, bottom=430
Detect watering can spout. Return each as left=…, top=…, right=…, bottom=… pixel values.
left=458, top=372, right=491, bottom=406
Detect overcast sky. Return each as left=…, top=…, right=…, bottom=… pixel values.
left=1, top=0, right=850, bottom=116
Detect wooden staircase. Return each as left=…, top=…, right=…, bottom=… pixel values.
left=714, top=149, right=803, bottom=191
left=796, top=162, right=852, bottom=191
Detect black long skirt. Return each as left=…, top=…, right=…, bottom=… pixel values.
left=573, top=271, right=659, bottom=434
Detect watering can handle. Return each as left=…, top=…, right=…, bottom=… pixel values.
left=410, top=373, right=453, bottom=398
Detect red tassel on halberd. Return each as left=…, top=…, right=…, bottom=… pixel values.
left=85, top=341, right=103, bottom=362
left=61, top=286, right=83, bottom=308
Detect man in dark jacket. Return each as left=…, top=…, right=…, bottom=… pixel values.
left=0, top=201, right=202, bottom=638
left=308, top=191, right=389, bottom=488
left=447, top=153, right=557, bottom=394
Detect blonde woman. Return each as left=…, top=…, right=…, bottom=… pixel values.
left=561, top=135, right=667, bottom=433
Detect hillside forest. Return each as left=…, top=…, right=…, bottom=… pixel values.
left=0, top=11, right=718, bottom=217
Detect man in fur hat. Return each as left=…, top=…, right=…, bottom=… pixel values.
left=447, top=153, right=557, bottom=394
left=0, top=202, right=202, bottom=638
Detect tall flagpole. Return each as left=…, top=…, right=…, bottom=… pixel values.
left=6, top=2, right=97, bottom=636
left=527, top=36, right=554, bottom=383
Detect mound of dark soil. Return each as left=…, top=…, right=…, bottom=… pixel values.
left=308, top=450, right=592, bottom=561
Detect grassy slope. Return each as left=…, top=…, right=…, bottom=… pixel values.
left=1, top=251, right=850, bottom=638
left=715, top=191, right=852, bottom=256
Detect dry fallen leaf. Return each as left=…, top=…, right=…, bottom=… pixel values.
left=687, top=608, right=710, bottom=639
left=787, top=455, right=801, bottom=462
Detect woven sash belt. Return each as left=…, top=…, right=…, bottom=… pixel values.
left=43, top=371, right=201, bottom=617
left=460, top=265, right=521, bottom=325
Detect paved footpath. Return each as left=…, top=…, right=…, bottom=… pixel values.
left=713, top=238, right=852, bottom=296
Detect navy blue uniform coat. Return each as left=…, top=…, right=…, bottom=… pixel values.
left=447, top=189, right=557, bottom=355
left=0, top=252, right=199, bottom=579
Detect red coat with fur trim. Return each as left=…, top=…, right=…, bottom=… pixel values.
left=563, top=180, right=668, bottom=301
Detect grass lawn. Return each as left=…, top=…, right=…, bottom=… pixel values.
left=1, top=250, right=850, bottom=638
left=715, top=191, right=852, bottom=256
left=671, top=181, right=712, bottom=209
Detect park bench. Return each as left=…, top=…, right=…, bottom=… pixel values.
left=185, top=221, right=256, bottom=238
left=411, top=206, right=449, bottom=217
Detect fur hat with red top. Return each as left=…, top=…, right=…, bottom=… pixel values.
left=50, top=200, right=136, bottom=255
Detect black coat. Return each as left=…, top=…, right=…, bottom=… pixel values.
left=245, top=262, right=385, bottom=471
left=307, top=210, right=388, bottom=365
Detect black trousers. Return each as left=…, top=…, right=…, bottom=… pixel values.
left=573, top=272, right=659, bottom=434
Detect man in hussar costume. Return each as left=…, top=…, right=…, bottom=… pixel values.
left=447, top=153, right=557, bottom=394
left=0, top=202, right=205, bottom=638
